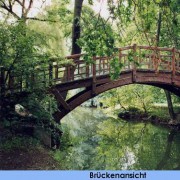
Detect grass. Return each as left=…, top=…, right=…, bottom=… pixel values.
left=149, top=107, right=170, bottom=121
left=113, top=105, right=180, bottom=122
left=149, top=106, right=180, bottom=122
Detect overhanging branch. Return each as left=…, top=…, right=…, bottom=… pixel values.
left=26, top=17, right=57, bottom=22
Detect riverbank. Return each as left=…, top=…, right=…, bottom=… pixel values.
left=116, top=106, right=180, bottom=130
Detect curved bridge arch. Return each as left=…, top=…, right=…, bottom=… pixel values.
left=50, top=45, right=180, bottom=122
left=53, top=69, right=180, bottom=121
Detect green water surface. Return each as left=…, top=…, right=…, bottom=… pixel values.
left=58, top=107, right=180, bottom=170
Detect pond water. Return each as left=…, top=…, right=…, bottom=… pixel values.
left=59, top=107, right=180, bottom=170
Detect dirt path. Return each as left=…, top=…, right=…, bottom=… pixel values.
left=0, top=146, right=60, bottom=170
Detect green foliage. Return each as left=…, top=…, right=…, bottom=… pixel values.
left=77, top=7, right=122, bottom=77
left=0, top=22, right=59, bottom=141
left=44, top=0, right=73, bottom=40
left=149, top=107, right=170, bottom=121
left=48, top=0, right=73, bottom=38
left=78, top=12, right=116, bottom=57
left=127, top=106, right=141, bottom=113
left=0, top=22, right=53, bottom=95
left=29, top=94, right=56, bottom=120
left=0, top=22, right=48, bottom=67
left=109, top=57, right=124, bottom=79
left=105, top=0, right=180, bottom=48
left=0, top=136, right=39, bottom=151
left=29, top=21, right=67, bottom=56
left=101, top=85, right=154, bottom=113
left=107, top=0, right=133, bottom=24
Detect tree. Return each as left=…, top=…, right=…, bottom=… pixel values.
left=156, top=3, right=178, bottom=121
left=71, top=0, right=84, bottom=54
left=0, top=1, right=60, bottom=135
left=107, top=0, right=179, bottom=120
left=0, top=0, right=54, bottom=23
left=101, top=85, right=154, bottom=113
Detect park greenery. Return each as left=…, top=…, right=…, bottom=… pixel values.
left=0, top=0, right=180, bottom=170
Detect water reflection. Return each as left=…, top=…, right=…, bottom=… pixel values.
left=60, top=107, right=180, bottom=170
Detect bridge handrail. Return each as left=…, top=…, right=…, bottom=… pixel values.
left=0, top=45, right=180, bottom=95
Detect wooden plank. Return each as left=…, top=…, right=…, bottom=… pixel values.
left=66, top=53, right=83, bottom=59
left=95, top=77, right=133, bottom=94
left=118, top=46, right=133, bottom=51
left=136, top=76, right=172, bottom=84
left=139, top=46, right=172, bottom=51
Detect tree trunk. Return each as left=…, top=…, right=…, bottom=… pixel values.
left=61, top=0, right=84, bottom=100
left=71, top=0, right=84, bottom=55
left=164, top=90, right=175, bottom=120
left=156, top=12, right=161, bottom=44
left=156, top=12, right=175, bottom=120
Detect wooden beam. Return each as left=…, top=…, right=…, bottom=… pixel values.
left=53, top=110, right=67, bottom=122
left=52, top=88, right=71, bottom=111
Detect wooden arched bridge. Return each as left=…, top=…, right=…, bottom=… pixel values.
left=0, top=45, right=180, bottom=122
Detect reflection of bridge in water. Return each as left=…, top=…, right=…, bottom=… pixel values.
left=0, top=45, right=180, bottom=122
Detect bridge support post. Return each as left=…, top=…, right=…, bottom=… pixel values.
left=132, top=44, right=137, bottom=82
left=86, top=65, right=89, bottom=78
left=51, top=88, right=71, bottom=122
left=92, top=57, right=97, bottom=95
left=49, top=62, right=53, bottom=86
left=171, top=47, right=176, bottom=83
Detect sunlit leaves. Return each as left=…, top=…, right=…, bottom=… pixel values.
left=101, top=85, right=155, bottom=113
left=110, top=57, right=123, bottom=79
left=78, top=14, right=115, bottom=57
left=0, top=23, right=47, bottom=68
left=77, top=7, right=121, bottom=77
left=105, top=0, right=179, bottom=47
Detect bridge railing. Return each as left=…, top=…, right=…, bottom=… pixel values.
left=58, top=45, right=180, bottom=83
left=0, top=62, right=53, bottom=95
left=0, top=45, right=179, bottom=95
